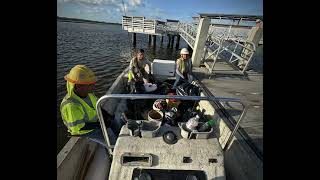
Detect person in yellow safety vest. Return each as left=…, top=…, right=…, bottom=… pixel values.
left=172, top=48, right=193, bottom=89
left=60, top=65, right=116, bottom=147
left=128, top=49, right=152, bottom=84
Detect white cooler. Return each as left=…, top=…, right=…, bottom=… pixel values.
left=151, top=59, right=176, bottom=77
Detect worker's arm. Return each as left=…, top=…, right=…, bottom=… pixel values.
left=189, top=59, right=193, bottom=73
left=146, top=59, right=152, bottom=74
left=187, top=59, right=193, bottom=78
left=61, top=103, right=88, bottom=133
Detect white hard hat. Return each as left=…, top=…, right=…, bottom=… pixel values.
left=180, top=48, right=189, bottom=55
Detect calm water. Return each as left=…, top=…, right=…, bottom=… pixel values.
left=57, top=21, right=263, bottom=154
left=57, top=21, right=188, bottom=154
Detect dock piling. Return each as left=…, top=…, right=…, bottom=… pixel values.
left=167, top=34, right=171, bottom=47
left=175, top=35, right=180, bottom=49
left=148, top=35, right=152, bottom=44
left=132, top=33, right=136, bottom=46
left=170, top=35, right=175, bottom=48
left=152, top=35, right=156, bottom=47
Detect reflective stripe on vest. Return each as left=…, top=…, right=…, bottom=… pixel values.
left=65, top=119, right=86, bottom=127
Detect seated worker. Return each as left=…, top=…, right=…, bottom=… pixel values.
left=60, top=65, right=116, bottom=148
left=172, top=48, right=193, bottom=89
left=128, top=49, right=152, bottom=84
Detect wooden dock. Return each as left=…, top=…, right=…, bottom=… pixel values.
left=193, top=64, right=263, bottom=156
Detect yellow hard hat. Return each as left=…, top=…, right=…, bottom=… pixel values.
left=64, top=65, right=97, bottom=84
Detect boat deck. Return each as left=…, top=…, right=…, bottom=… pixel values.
left=193, top=62, right=263, bottom=155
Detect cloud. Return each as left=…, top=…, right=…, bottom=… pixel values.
left=58, top=0, right=144, bottom=14
left=78, top=0, right=104, bottom=4
left=58, top=0, right=148, bottom=23
left=128, top=0, right=144, bottom=7
left=58, top=0, right=144, bottom=7
left=146, top=8, right=166, bottom=20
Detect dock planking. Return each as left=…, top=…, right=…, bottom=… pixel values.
left=193, top=65, right=263, bottom=154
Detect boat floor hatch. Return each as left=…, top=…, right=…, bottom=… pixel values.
left=131, top=168, right=207, bottom=180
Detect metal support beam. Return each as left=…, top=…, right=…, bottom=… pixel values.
left=191, top=17, right=210, bottom=67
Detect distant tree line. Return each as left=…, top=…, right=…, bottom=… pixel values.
left=57, top=16, right=121, bottom=25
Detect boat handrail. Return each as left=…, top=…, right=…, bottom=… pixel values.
left=96, top=94, right=247, bottom=155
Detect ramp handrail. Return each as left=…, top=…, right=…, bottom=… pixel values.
left=96, top=94, right=247, bottom=155
left=205, top=33, right=256, bottom=76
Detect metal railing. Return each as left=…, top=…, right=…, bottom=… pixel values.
left=204, top=32, right=256, bottom=76
left=122, top=16, right=157, bottom=34
left=122, top=16, right=180, bottom=35
left=208, top=24, right=251, bottom=43
left=96, top=94, right=247, bottom=155
left=178, top=22, right=197, bottom=49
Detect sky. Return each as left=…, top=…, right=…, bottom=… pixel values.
left=57, top=0, right=263, bottom=23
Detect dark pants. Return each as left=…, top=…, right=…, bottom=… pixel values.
left=172, top=74, right=188, bottom=90
left=134, top=68, right=150, bottom=83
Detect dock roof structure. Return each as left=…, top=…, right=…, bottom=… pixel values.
left=194, top=13, right=263, bottom=21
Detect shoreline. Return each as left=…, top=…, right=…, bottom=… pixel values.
left=57, top=17, right=121, bottom=25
